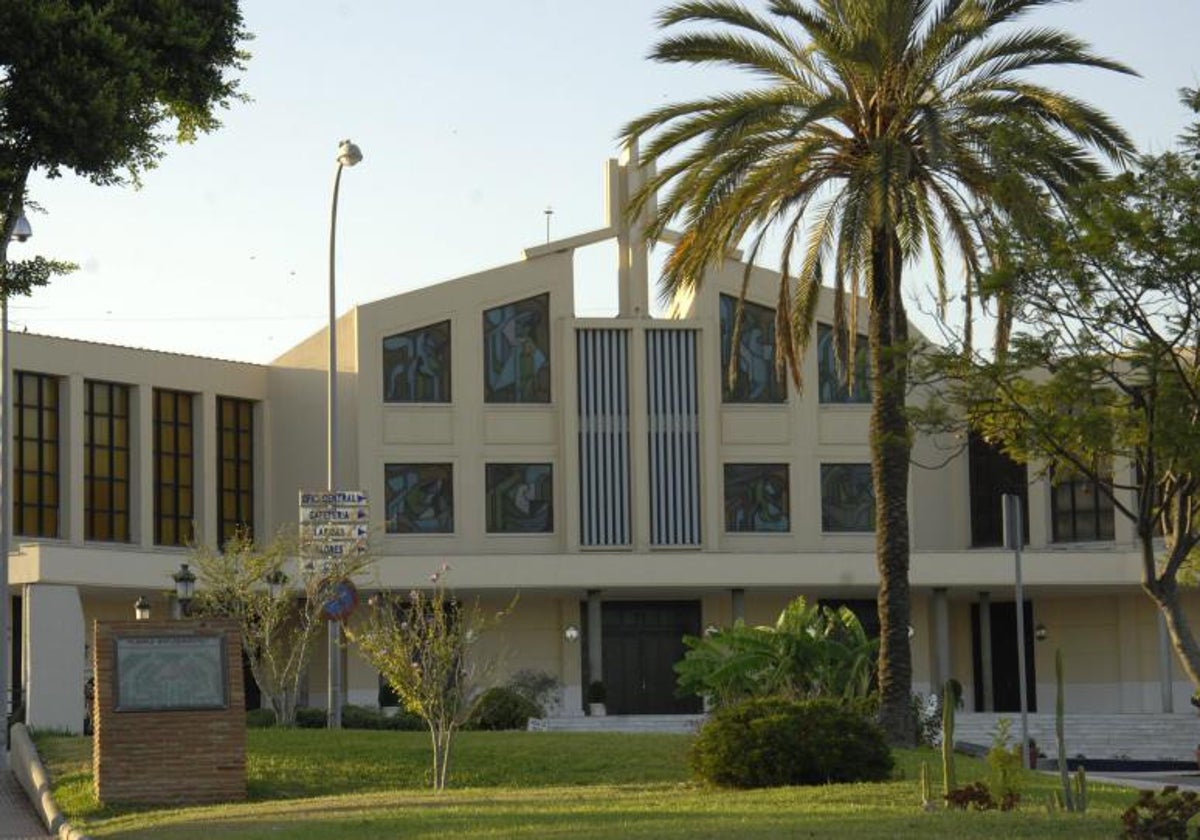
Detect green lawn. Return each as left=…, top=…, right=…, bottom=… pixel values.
left=34, top=730, right=1143, bottom=839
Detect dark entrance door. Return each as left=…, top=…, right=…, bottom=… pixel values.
left=601, top=601, right=702, bottom=714
left=971, top=601, right=1036, bottom=712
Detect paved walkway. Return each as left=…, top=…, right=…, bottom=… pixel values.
left=0, top=761, right=51, bottom=839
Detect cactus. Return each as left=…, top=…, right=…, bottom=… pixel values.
left=1074, top=766, right=1087, bottom=814
left=1056, top=648, right=1075, bottom=811
left=941, top=679, right=957, bottom=800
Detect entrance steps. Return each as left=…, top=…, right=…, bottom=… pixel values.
left=954, top=713, right=1200, bottom=763
left=529, top=714, right=705, bottom=734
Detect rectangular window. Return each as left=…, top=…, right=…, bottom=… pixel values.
left=817, top=324, right=870, bottom=404
left=154, top=389, right=195, bottom=546
left=217, top=396, right=255, bottom=546
left=383, top=320, right=452, bottom=402
left=85, top=380, right=131, bottom=542
left=968, top=432, right=1029, bottom=547
left=719, top=294, right=785, bottom=403
left=485, top=463, right=553, bottom=533
left=385, top=463, right=454, bottom=533
left=482, top=293, right=551, bottom=403
left=820, top=463, right=874, bottom=532
left=724, top=463, right=790, bottom=532
left=1051, top=472, right=1115, bottom=542
left=13, top=372, right=59, bottom=538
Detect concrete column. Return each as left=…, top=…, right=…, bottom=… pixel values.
left=65, top=374, right=85, bottom=543
left=731, top=588, right=745, bottom=624
left=613, top=143, right=651, bottom=319
left=198, top=392, right=218, bottom=548
left=586, top=589, right=603, bottom=687
left=560, top=597, right=583, bottom=716
left=136, top=385, right=154, bottom=547
left=1158, top=611, right=1174, bottom=713
left=931, top=587, right=950, bottom=692
left=979, top=592, right=994, bottom=711
left=23, top=584, right=85, bottom=733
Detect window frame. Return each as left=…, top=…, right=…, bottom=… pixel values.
left=819, top=462, right=875, bottom=533
left=154, top=388, right=196, bottom=546
left=13, top=371, right=60, bottom=538
left=484, top=462, right=554, bottom=534
left=384, top=462, right=455, bottom=534
left=217, top=396, right=255, bottom=546
left=722, top=462, right=791, bottom=533
left=382, top=319, right=452, bottom=404
left=84, top=379, right=131, bottom=543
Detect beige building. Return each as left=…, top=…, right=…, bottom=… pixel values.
left=6, top=149, right=1197, bottom=733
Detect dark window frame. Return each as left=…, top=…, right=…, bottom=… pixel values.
left=217, top=396, right=255, bottom=546
left=384, top=462, right=455, bottom=534
left=820, top=462, right=875, bottom=533
left=154, top=389, right=196, bottom=546
left=482, top=293, right=552, bottom=404
left=13, top=371, right=60, bottom=538
left=85, top=380, right=131, bottom=542
left=382, top=319, right=452, bottom=403
left=1051, top=470, right=1115, bottom=543
left=485, top=462, right=554, bottom=533
left=723, top=462, right=791, bottom=533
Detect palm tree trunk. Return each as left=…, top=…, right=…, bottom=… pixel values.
left=869, top=228, right=914, bottom=746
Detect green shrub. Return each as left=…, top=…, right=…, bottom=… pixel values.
left=690, top=697, right=893, bottom=788
left=1120, top=786, right=1200, bottom=839
left=246, top=708, right=277, bottom=728
left=465, top=687, right=543, bottom=731
left=341, top=704, right=423, bottom=731
left=295, top=707, right=327, bottom=728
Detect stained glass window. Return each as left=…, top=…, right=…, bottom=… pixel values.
left=383, top=320, right=451, bottom=403
left=486, top=463, right=553, bottom=533
left=483, top=293, right=551, bottom=403
left=719, top=294, right=785, bottom=403
left=820, top=463, right=875, bottom=532
left=817, top=324, right=870, bottom=404
left=385, top=463, right=454, bottom=533
left=724, top=463, right=790, bottom=532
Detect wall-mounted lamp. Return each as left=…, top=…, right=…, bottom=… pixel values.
left=134, top=595, right=151, bottom=621
left=265, top=569, right=289, bottom=601
left=907, top=625, right=916, bottom=639
left=704, top=624, right=720, bottom=637
left=173, top=562, right=196, bottom=617
left=563, top=624, right=580, bottom=642
left=1034, top=622, right=1048, bottom=642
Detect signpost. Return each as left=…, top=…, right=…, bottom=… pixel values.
left=299, top=490, right=368, bottom=729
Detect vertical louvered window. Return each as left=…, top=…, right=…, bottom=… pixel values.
left=647, top=329, right=701, bottom=546
left=578, top=329, right=630, bottom=546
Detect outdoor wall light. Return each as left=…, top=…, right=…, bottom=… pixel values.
left=134, top=595, right=151, bottom=621
left=704, top=624, right=720, bottom=637
left=173, top=562, right=196, bottom=616
left=265, top=569, right=289, bottom=601
left=563, top=624, right=580, bottom=642
left=1035, top=622, right=1048, bottom=642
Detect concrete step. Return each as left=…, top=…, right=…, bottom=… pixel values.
left=953, top=713, right=1200, bottom=762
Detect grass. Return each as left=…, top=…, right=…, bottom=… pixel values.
left=34, top=730, right=1144, bottom=839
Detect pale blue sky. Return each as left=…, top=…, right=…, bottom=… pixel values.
left=11, top=0, right=1200, bottom=363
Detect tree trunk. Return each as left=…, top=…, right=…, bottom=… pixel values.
left=869, top=228, right=915, bottom=746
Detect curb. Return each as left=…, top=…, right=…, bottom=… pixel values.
left=9, top=723, right=92, bottom=840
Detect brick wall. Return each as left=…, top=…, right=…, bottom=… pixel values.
left=93, top=619, right=246, bottom=804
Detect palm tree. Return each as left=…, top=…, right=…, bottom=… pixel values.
left=621, top=0, right=1133, bottom=743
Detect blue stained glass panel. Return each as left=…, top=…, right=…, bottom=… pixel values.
left=817, top=324, right=870, bottom=404
left=383, top=321, right=452, bottom=403
left=486, top=463, right=553, bottom=533
left=719, top=294, right=785, bottom=403
left=483, top=294, right=551, bottom=403
left=385, top=463, right=454, bottom=533
left=820, top=463, right=875, bottom=532
left=724, top=463, right=790, bottom=532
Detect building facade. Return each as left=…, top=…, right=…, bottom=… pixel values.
left=6, top=150, right=1196, bottom=732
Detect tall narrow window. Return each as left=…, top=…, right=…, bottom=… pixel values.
left=13, top=372, right=60, bottom=538
left=218, top=397, right=255, bottom=546
left=719, top=294, right=785, bottom=403
left=817, top=324, right=870, bottom=404
left=482, top=293, right=551, bottom=403
left=155, top=389, right=195, bottom=546
left=383, top=320, right=452, bottom=402
left=85, top=380, right=131, bottom=542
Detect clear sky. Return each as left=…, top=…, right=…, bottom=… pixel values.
left=11, top=0, right=1200, bottom=363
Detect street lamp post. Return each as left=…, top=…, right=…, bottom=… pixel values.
left=1, top=209, right=31, bottom=762
left=326, top=139, right=362, bottom=730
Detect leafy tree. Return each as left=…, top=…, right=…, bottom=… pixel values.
left=675, top=597, right=878, bottom=707
left=192, top=530, right=372, bottom=727
left=345, top=566, right=515, bottom=791
left=621, top=0, right=1132, bottom=743
left=920, top=89, right=1200, bottom=695
left=0, top=0, right=248, bottom=283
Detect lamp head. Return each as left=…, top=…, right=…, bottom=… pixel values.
left=10, top=213, right=32, bottom=243
left=337, top=139, right=363, bottom=168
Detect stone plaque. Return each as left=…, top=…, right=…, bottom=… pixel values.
left=114, top=635, right=228, bottom=711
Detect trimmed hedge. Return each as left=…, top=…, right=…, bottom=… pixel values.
left=465, top=687, right=543, bottom=731
left=690, top=697, right=894, bottom=788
